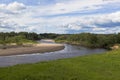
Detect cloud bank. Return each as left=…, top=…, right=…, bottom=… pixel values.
left=0, top=0, right=120, bottom=34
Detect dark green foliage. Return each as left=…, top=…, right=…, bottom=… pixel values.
left=18, top=32, right=40, bottom=40
left=39, top=33, right=60, bottom=39
left=5, top=35, right=28, bottom=45
left=55, top=33, right=120, bottom=48
left=0, top=32, right=120, bottom=49
left=0, top=32, right=40, bottom=45
left=0, top=32, right=62, bottom=45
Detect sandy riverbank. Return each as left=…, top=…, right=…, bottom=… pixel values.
left=0, top=43, right=64, bottom=56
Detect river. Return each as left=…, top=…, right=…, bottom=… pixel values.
left=0, top=39, right=107, bottom=67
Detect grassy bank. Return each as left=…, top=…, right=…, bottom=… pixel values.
left=0, top=49, right=120, bottom=80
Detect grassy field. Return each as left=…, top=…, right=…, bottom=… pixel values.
left=0, top=49, right=120, bottom=80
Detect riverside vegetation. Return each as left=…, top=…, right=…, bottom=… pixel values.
left=0, top=32, right=64, bottom=55
left=0, top=32, right=120, bottom=80
left=1, top=32, right=120, bottom=49
left=0, top=32, right=59, bottom=49
left=0, top=32, right=39, bottom=49
left=55, top=33, right=120, bottom=49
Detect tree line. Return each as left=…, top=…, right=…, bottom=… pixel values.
left=55, top=33, right=120, bottom=49
left=1, top=32, right=120, bottom=49
left=0, top=32, right=39, bottom=45
left=0, top=32, right=59, bottom=45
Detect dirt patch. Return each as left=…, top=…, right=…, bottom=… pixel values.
left=0, top=43, right=64, bottom=56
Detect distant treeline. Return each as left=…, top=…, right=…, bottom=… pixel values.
left=0, top=32, right=39, bottom=41
left=39, top=33, right=60, bottom=39
left=0, top=32, right=37, bottom=45
left=1, top=32, right=120, bottom=49
left=0, top=32, right=59, bottom=45
left=55, top=33, right=120, bottom=49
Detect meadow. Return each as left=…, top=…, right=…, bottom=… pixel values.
left=0, top=49, right=120, bottom=80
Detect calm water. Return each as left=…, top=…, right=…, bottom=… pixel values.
left=0, top=40, right=107, bottom=67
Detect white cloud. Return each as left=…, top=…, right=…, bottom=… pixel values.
left=0, top=0, right=120, bottom=33
left=67, top=24, right=82, bottom=30
left=0, top=1, right=26, bottom=14
left=92, top=26, right=106, bottom=31
left=102, top=26, right=120, bottom=34
left=7, top=1, right=26, bottom=11
left=1, top=10, right=120, bottom=33
left=31, top=0, right=120, bottom=16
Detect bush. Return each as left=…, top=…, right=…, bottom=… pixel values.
left=55, top=33, right=120, bottom=48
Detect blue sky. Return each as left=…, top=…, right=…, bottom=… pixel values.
left=0, top=0, right=56, bottom=5
left=0, top=0, right=120, bottom=34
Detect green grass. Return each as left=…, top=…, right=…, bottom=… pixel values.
left=0, top=49, right=120, bottom=80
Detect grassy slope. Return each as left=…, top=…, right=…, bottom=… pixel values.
left=0, top=49, right=120, bottom=80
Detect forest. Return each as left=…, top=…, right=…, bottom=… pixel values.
left=0, top=32, right=39, bottom=45
left=55, top=33, right=120, bottom=49
left=0, top=32, right=59, bottom=45
left=0, top=32, right=120, bottom=49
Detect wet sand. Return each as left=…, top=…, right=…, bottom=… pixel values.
left=0, top=43, right=64, bottom=56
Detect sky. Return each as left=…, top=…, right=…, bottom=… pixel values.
left=0, top=0, right=120, bottom=34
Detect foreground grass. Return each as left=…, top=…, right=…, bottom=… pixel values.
left=0, top=50, right=120, bottom=80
